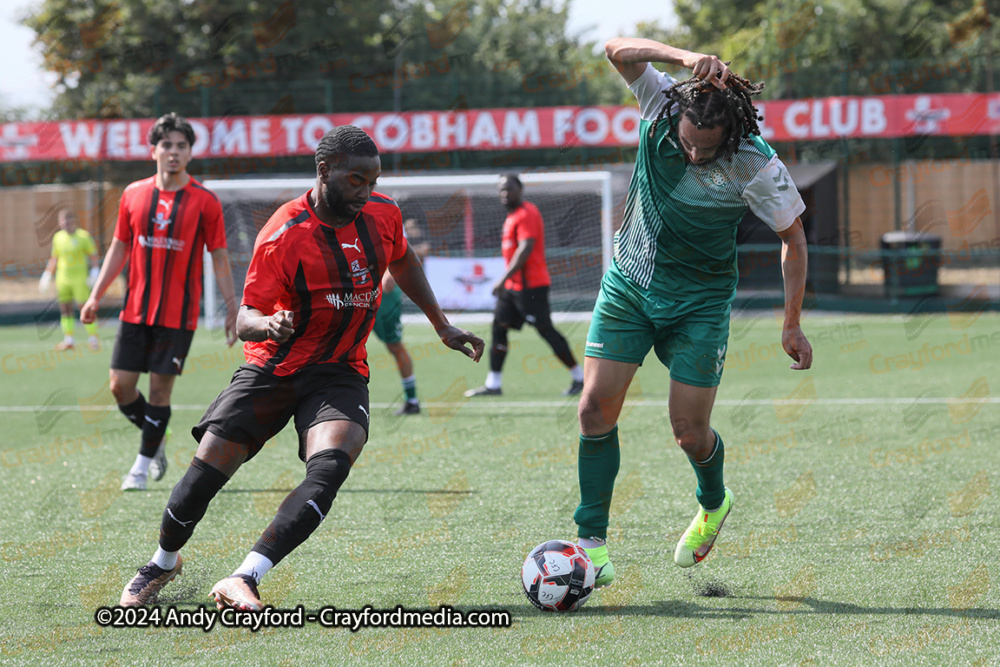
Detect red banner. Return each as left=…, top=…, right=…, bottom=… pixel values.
left=0, top=93, right=997, bottom=163
left=758, top=93, right=1000, bottom=142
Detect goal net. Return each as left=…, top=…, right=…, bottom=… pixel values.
left=201, top=171, right=613, bottom=327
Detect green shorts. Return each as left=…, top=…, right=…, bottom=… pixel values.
left=56, top=277, right=89, bottom=304
left=585, top=262, right=731, bottom=387
left=372, top=287, right=403, bottom=344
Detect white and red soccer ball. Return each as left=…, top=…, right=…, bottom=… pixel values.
left=521, top=540, right=596, bottom=612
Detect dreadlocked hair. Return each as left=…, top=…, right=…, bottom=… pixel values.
left=649, top=71, right=765, bottom=161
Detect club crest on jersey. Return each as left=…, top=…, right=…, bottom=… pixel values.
left=155, top=199, right=172, bottom=229
left=350, top=259, right=372, bottom=287
left=708, top=168, right=728, bottom=188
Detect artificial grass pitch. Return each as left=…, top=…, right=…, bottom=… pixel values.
left=1, top=313, right=998, bottom=664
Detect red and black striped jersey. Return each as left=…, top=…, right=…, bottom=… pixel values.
left=113, top=176, right=227, bottom=331
left=242, top=190, right=407, bottom=378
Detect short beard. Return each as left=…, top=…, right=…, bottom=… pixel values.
left=322, top=185, right=355, bottom=220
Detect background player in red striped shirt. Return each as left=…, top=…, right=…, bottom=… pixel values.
left=119, top=125, right=484, bottom=610
left=81, top=113, right=239, bottom=492
left=466, top=174, right=584, bottom=397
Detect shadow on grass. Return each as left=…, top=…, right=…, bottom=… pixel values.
left=218, top=488, right=477, bottom=495
left=142, top=597, right=1000, bottom=622
left=571, top=597, right=1000, bottom=621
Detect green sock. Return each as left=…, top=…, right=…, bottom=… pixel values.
left=573, top=426, right=620, bottom=540
left=84, top=321, right=97, bottom=336
left=688, top=429, right=726, bottom=510
left=60, top=315, right=74, bottom=337
left=402, top=375, right=417, bottom=402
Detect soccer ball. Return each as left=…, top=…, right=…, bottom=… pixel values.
left=521, top=540, right=596, bottom=612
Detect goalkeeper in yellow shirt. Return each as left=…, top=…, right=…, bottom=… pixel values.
left=40, top=209, right=101, bottom=351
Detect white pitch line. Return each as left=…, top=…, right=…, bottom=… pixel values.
left=1, top=397, right=998, bottom=412
left=405, top=398, right=995, bottom=407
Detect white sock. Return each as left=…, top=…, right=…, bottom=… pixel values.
left=63, top=336, right=74, bottom=345
left=129, top=454, right=154, bottom=476
left=579, top=537, right=606, bottom=549
left=151, top=547, right=179, bottom=570
left=485, top=371, right=502, bottom=390
left=234, top=551, right=274, bottom=584
left=569, top=365, right=584, bottom=382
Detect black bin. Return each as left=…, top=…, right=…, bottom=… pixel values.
left=880, top=231, right=941, bottom=298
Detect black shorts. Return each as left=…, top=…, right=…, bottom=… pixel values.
left=111, top=321, right=195, bottom=375
left=192, top=363, right=370, bottom=462
left=494, top=286, right=554, bottom=331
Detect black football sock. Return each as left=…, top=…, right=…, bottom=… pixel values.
left=490, top=322, right=509, bottom=372
left=140, top=404, right=171, bottom=458
left=251, top=449, right=353, bottom=566
left=537, top=324, right=577, bottom=368
left=159, top=457, right=230, bottom=552
left=118, top=392, right=147, bottom=430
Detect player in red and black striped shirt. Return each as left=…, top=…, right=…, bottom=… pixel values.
left=238, top=185, right=406, bottom=379
left=120, top=126, right=484, bottom=610
left=465, top=174, right=583, bottom=398
left=82, top=113, right=239, bottom=493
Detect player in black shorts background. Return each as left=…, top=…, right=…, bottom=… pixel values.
left=119, top=126, right=484, bottom=610
left=466, top=174, right=583, bottom=398
left=82, top=113, right=239, bottom=492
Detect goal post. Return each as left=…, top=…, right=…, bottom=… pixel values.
left=202, top=171, right=614, bottom=328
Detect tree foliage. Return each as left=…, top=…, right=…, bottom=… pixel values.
left=21, top=0, right=621, bottom=120
left=640, top=0, right=995, bottom=99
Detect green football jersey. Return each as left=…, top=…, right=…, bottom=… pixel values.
left=614, top=64, right=805, bottom=302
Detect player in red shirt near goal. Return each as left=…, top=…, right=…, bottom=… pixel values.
left=466, top=174, right=584, bottom=398
left=119, top=125, right=484, bottom=611
left=82, top=113, right=239, bottom=492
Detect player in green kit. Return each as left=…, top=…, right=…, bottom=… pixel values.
left=40, top=208, right=101, bottom=351
left=371, top=219, right=427, bottom=415
left=574, top=37, right=813, bottom=586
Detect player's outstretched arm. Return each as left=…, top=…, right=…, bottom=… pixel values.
left=80, top=238, right=128, bottom=323
left=604, top=37, right=730, bottom=87
left=388, top=245, right=484, bottom=362
left=776, top=218, right=813, bottom=370
left=210, top=248, right=239, bottom=347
